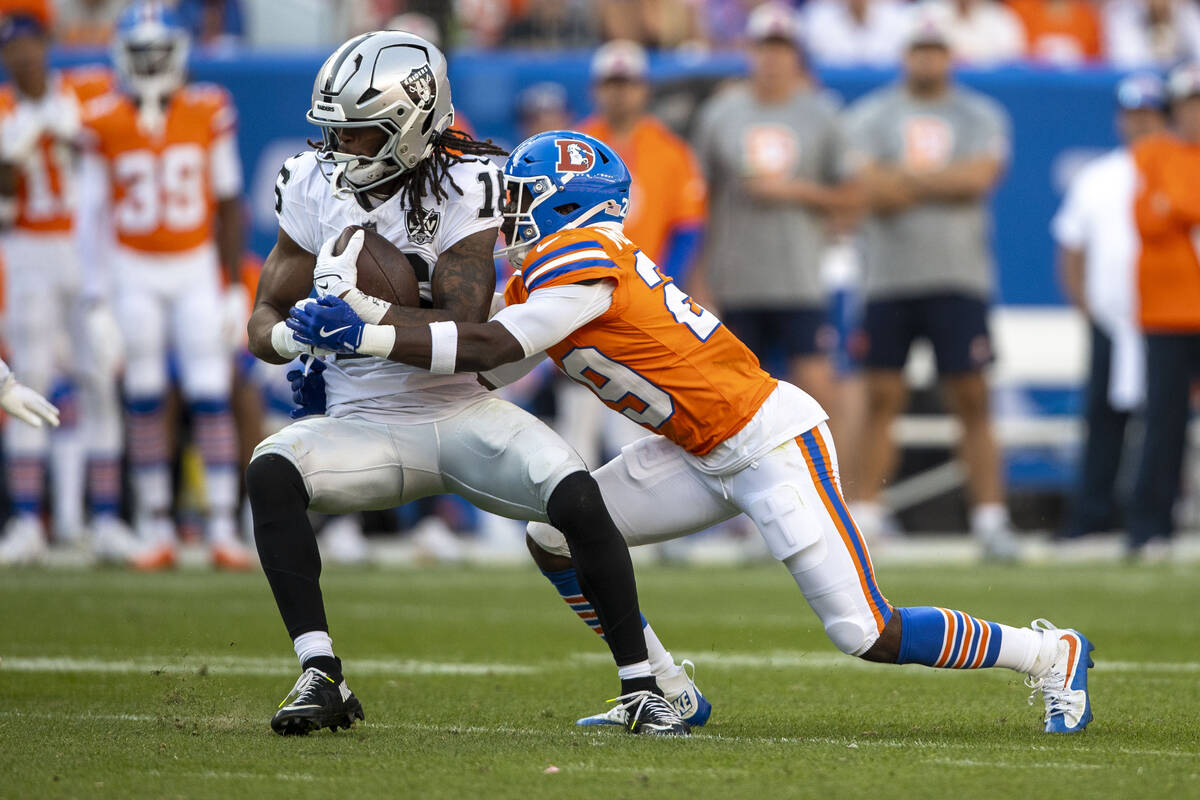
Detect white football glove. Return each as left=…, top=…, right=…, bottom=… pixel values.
left=0, top=103, right=45, bottom=163
left=84, top=302, right=125, bottom=377
left=40, top=92, right=81, bottom=143
left=221, top=283, right=251, bottom=351
left=271, top=299, right=334, bottom=360
left=0, top=373, right=60, bottom=428
left=312, top=229, right=363, bottom=299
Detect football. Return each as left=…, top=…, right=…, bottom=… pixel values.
left=332, top=225, right=421, bottom=308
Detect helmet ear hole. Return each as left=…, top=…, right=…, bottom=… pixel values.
left=554, top=202, right=580, bottom=214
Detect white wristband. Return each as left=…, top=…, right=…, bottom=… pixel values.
left=342, top=288, right=391, bottom=324
left=271, top=320, right=300, bottom=359
left=358, top=324, right=396, bottom=359
left=428, top=321, right=458, bottom=374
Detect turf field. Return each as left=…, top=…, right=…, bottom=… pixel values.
left=2, top=562, right=1198, bottom=799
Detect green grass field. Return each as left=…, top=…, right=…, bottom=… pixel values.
left=2, top=562, right=1199, bottom=798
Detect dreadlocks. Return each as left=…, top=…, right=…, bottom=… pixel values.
left=396, top=128, right=508, bottom=214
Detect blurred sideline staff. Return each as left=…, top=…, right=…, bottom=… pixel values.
left=1052, top=74, right=1166, bottom=541
left=1128, top=62, right=1200, bottom=555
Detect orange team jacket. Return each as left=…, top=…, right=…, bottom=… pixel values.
left=1009, top=0, right=1101, bottom=61
left=1133, top=133, right=1200, bottom=332
left=577, top=116, right=705, bottom=265
left=0, top=67, right=113, bottom=234
left=81, top=83, right=236, bottom=253
left=504, top=225, right=776, bottom=456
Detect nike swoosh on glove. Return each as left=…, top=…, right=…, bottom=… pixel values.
left=286, top=355, right=327, bottom=419
left=287, top=295, right=365, bottom=354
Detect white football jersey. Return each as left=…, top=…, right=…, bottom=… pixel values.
left=275, top=150, right=504, bottom=422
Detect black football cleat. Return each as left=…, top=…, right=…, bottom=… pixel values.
left=617, top=690, right=691, bottom=736
left=270, top=667, right=364, bottom=736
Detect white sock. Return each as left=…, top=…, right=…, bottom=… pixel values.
left=293, top=631, right=335, bottom=666
left=970, top=503, right=1010, bottom=535
left=642, top=622, right=675, bottom=677
left=992, top=624, right=1046, bottom=674
left=133, top=466, right=171, bottom=519
left=617, top=660, right=653, bottom=680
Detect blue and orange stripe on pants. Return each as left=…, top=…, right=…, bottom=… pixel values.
left=798, top=426, right=892, bottom=633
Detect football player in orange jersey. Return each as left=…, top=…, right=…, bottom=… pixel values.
left=290, top=130, right=1097, bottom=734
left=76, top=1, right=250, bottom=570
left=0, top=5, right=133, bottom=565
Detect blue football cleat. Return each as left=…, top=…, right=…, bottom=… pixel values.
left=577, top=659, right=712, bottom=728
left=1027, top=619, right=1094, bottom=734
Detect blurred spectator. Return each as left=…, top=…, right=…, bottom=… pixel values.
left=1104, top=0, right=1200, bottom=67
left=803, top=0, right=908, bottom=67
left=56, top=0, right=122, bottom=47
left=692, top=3, right=854, bottom=435
left=517, top=80, right=571, bottom=137
left=1010, top=0, right=1102, bottom=64
left=1052, top=74, right=1166, bottom=540
left=177, top=0, right=244, bottom=50
left=917, top=0, right=1026, bottom=64
left=844, top=16, right=1017, bottom=558
left=703, top=0, right=799, bottom=49
left=1128, top=63, right=1200, bottom=557
left=581, top=41, right=705, bottom=278
left=503, top=0, right=598, bottom=49
left=454, top=0, right=511, bottom=48
left=598, top=0, right=705, bottom=49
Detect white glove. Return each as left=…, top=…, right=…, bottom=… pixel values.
left=221, top=283, right=251, bottom=351
left=271, top=300, right=333, bottom=360
left=0, top=374, right=60, bottom=428
left=84, top=302, right=125, bottom=377
left=312, top=229, right=363, bottom=299
left=0, top=103, right=45, bottom=163
left=40, top=92, right=81, bottom=143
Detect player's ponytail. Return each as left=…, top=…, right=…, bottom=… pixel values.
left=397, top=128, right=508, bottom=214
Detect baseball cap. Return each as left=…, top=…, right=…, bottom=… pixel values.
left=1116, top=73, right=1167, bottom=111
left=745, top=2, right=804, bottom=47
left=905, top=10, right=951, bottom=49
left=591, top=40, right=648, bottom=82
left=1168, top=62, right=1200, bottom=102
left=518, top=81, right=568, bottom=119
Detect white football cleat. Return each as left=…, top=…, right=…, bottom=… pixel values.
left=577, top=659, right=712, bottom=728
left=0, top=515, right=47, bottom=566
left=91, top=517, right=140, bottom=564
left=319, top=516, right=370, bottom=565
left=1026, top=618, right=1094, bottom=734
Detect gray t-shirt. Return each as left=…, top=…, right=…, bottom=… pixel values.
left=694, top=84, right=845, bottom=309
left=844, top=84, right=1010, bottom=300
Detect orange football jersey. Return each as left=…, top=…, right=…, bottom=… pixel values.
left=0, top=67, right=114, bottom=234
left=504, top=225, right=776, bottom=456
left=81, top=84, right=236, bottom=253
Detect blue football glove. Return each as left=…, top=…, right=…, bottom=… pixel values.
left=286, top=354, right=326, bottom=419
left=287, top=295, right=365, bottom=354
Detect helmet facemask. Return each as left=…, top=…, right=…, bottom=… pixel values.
left=311, top=118, right=409, bottom=195
left=114, top=27, right=188, bottom=131
left=497, top=174, right=554, bottom=268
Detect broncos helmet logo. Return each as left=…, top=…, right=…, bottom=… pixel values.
left=554, top=139, right=596, bottom=173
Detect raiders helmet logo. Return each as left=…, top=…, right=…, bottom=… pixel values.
left=401, top=64, right=437, bottom=112
left=554, top=139, right=596, bottom=173
left=406, top=207, right=441, bottom=245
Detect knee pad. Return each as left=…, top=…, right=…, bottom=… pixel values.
left=808, top=589, right=882, bottom=656
left=527, top=521, right=572, bottom=558
left=123, top=351, right=168, bottom=398
left=180, top=352, right=232, bottom=401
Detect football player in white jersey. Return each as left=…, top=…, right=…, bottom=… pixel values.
left=245, top=32, right=688, bottom=737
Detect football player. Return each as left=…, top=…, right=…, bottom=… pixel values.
left=246, top=32, right=688, bottom=737
left=77, top=2, right=250, bottom=570
left=0, top=3, right=131, bottom=565
left=290, top=130, right=1096, bottom=735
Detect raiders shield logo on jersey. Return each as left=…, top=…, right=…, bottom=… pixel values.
left=401, top=64, right=437, bottom=112
left=406, top=207, right=441, bottom=245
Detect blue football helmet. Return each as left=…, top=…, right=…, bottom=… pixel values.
left=113, top=2, right=190, bottom=107
left=498, top=130, right=630, bottom=265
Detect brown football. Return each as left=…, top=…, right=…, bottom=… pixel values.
left=331, top=225, right=421, bottom=307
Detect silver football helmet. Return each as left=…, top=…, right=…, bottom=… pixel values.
left=307, top=31, right=455, bottom=194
